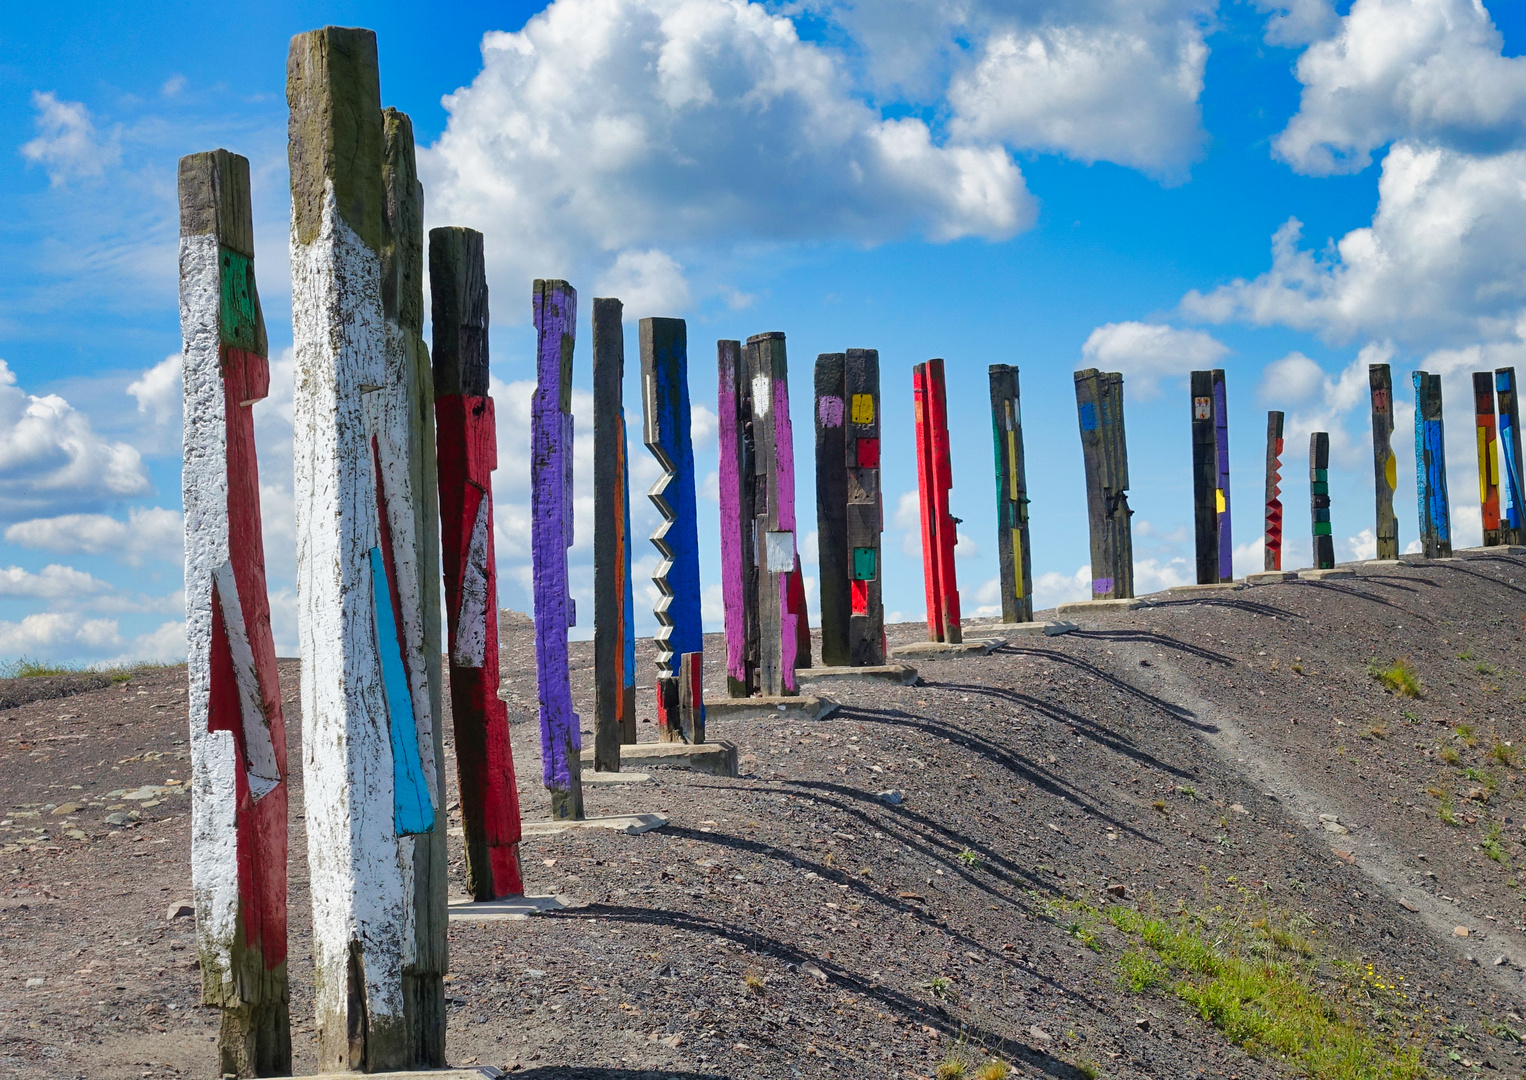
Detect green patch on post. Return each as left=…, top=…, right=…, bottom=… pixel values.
left=852, top=547, right=877, bottom=581
left=219, top=247, right=260, bottom=351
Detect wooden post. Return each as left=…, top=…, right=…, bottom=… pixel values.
left=1074, top=369, right=1134, bottom=599
left=1369, top=363, right=1399, bottom=559
left=1474, top=372, right=1502, bottom=547
left=1190, top=370, right=1217, bottom=584
left=288, top=27, right=440, bottom=1071
left=532, top=279, right=583, bottom=819
left=429, top=226, right=523, bottom=901
left=814, top=353, right=850, bottom=667
left=1310, top=432, right=1334, bottom=569
left=845, top=349, right=885, bottom=663
left=913, top=359, right=962, bottom=641
left=1213, top=370, right=1232, bottom=580
left=179, top=148, right=291, bottom=1078
left=1499, top=368, right=1525, bottom=545
left=789, top=554, right=812, bottom=668
left=593, top=298, right=638, bottom=769
left=1264, top=411, right=1284, bottom=570
left=1413, top=370, right=1453, bottom=558
left=988, top=364, right=1031, bottom=623
left=746, top=332, right=802, bottom=690
left=642, top=318, right=707, bottom=730
left=717, top=340, right=759, bottom=696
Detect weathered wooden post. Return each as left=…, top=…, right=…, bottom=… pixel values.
left=1310, top=432, right=1334, bottom=569
left=1499, top=368, right=1525, bottom=545
left=430, top=226, right=523, bottom=899
left=1413, top=370, right=1453, bottom=558
left=1474, top=372, right=1502, bottom=547
left=989, top=364, right=1032, bottom=622
left=1191, top=369, right=1232, bottom=583
left=914, top=358, right=961, bottom=641
left=1264, top=410, right=1284, bottom=571
left=845, top=349, right=885, bottom=662
left=593, top=298, right=638, bottom=769
left=746, top=332, right=802, bottom=690
left=1369, top=364, right=1399, bottom=559
left=1074, top=369, right=1134, bottom=599
left=643, top=318, right=707, bottom=736
left=180, top=148, right=291, bottom=1078
left=288, top=26, right=442, bottom=1070
left=532, top=279, right=583, bottom=818
left=815, top=353, right=850, bottom=666
left=718, top=339, right=760, bottom=697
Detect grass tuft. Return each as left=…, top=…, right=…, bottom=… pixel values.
left=975, top=1060, right=1011, bottom=1080
left=957, top=847, right=981, bottom=869
left=1368, top=658, right=1423, bottom=698
left=1489, top=742, right=1517, bottom=768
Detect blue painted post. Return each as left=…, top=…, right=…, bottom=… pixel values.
left=1413, top=370, right=1453, bottom=558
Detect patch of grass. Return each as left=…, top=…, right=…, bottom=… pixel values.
left=1177, top=785, right=1200, bottom=801
left=935, top=1058, right=968, bottom=1080
left=0, top=656, right=77, bottom=678
left=1438, top=796, right=1460, bottom=827
left=1362, top=724, right=1388, bottom=740
left=1440, top=745, right=1462, bottom=766
left=1482, top=822, right=1508, bottom=865
left=1291, top=662, right=1305, bottom=675
left=1464, top=765, right=1484, bottom=782
left=956, top=847, right=981, bottom=869
left=1073, top=1060, right=1101, bottom=1080
left=743, top=970, right=765, bottom=995
left=1455, top=723, right=1478, bottom=746
left=923, top=975, right=953, bottom=1000
left=1152, top=800, right=1168, bottom=813
left=1369, top=658, right=1423, bottom=698
left=975, top=1060, right=1012, bottom=1080
left=1118, top=948, right=1167, bottom=991
left=1425, top=786, right=1445, bottom=799
left=1475, top=661, right=1497, bottom=676
left=1106, top=902, right=1428, bottom=1080
left=1067, top=920, right=1100, bottom=951
left=1457, top=649, right=1474, bottom=661
left=1489, top=743, right=1517, bottom=768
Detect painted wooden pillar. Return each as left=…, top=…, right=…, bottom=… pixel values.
left=746, top=332, right=802, bottom=689
left=789, top=554, right=812, bottom=668
left=717, top=340, right=759, bottom=697
left=1213, top=370, right=1232, bottom=579
left=179, top=148, right=291, bottom=1079
left=642, top=318, right=707, bottom=730
left=429, top=226, right=523, bottom=900
left=1074, top=369, right=1134, bottom=599
left=531, top=279, right=583, bottom=819
left=1263, top=411, right=1284, bottom=571
left=1190, top=371, right=1217, bottom=584
left=288, top=27, right=440, bottom=1071
left=988, top=364, right=1032, bottom=623
left=913, top=358, right=962, bottom=642
left=593, top=297, right=638, bottom=769
left=1369, top=363, right=1399, bottom=559
left=814, top=353, right=850, bottom=667
left=1474, top=372, right=1502, bottom=547
left=1413, top=370, right=1453, bottom=559
left=1499, top=367, right=1525, bottom=546
left=845, top=348, right=885, bottom=663
left=1310, top=432, right=1334, bottom=569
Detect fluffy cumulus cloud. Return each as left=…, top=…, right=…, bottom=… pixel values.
left=1274, top=0, right=1526, bottom=175
left=0, top=612, right=121, bottom=656
left=127, top=354, right=182, bottom=427
left=1254, top=0, right=1338, bottom=47
left=0, top=359, right=149, bottom=519
left=0, top=564, right=109, bottom=599
left=19, top=92, right=121, bottom=186
left=5, top=506, right=183, bottom=566
left=1079, top=321, right=1230, bottom=396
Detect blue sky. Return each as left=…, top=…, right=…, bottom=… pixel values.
left=2, top=0, right=1525, bottom=663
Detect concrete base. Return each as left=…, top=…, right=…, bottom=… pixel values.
left=1166, top=581, right=1239, bottom=593
left=888, top=637, right=1005, bottom=660
left=522, top=813, right=667, bottom=837
left=983, top=621, right=1077, bottom=637
left=704, top=695, right=840, bottom=722
left=1400, top=553, right=1455, bottom=564
left=1054, top=598, right=1143, bottom=614
left=1298, top=567, right=1355, bottom=580
left=299, top=1070, right=505, bottom=1079
left=1353, top=559, right=1403, bottom=571
left=1245, top=570, right=1298, bottom=584
left=580, top=769, right=654, bottom=785
left=796, top=663, right=918, bottom=687
left=448, top=895, right=577, bottom=922
left=1456, top=544, right=1526, bottom=556
left=581, top=740, right=737, bottom=777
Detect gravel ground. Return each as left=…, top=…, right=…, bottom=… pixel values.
left=1, top=552, right=1524, bottom=1078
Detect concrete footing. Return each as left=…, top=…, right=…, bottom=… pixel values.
left=1165, top=581, right=1239, bottom=593
left=980, top=621, right=1076, bottom=637
left=1299, top=567, right=1355, bottom=580
left=522, top=813, right=667, bottom=837
left=580, top=740, right=737, bottom=777
left=299, top=1069, right=506, bottom=1079
left=704, top=695, right=840, bottom=722
left=1454, top=545, right=1526, bottom=556
left=447, top=895, right=578, bottom=922
left=1245, top=570, right=1298, bottom=584
left=796, top=663, right=918, bottom=687
left=581, top=769, right=654, bottom=785
left=888, top=637, right=1005, bottom=660
left=1054, top=598, right=1144, bottom=614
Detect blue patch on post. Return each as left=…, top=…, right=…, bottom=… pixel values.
left=1079, top=402, right=1098, bottom=432
left=370, top=547, right=434, bottom=836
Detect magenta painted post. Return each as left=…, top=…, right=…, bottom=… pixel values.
left=531, top=279, right=582, bottom=820
left=717, top=343, right=748, bottom=692
left=773, top=373, right=798, bottom=685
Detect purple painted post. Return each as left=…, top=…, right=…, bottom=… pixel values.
left=773, top=373, right=799, bottom=687
left=744, top=333, right=799, bottom=696
left=531, top=279, right=582, bottom=820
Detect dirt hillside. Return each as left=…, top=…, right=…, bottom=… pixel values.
left=1, top=552, right=1524, bottom=1079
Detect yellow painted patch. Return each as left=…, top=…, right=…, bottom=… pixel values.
left=1384, top=451, right=1397, bottom=491
left=1215, top=489, right=1225, bottom=513
left=851, top=393, right=874, bottom=424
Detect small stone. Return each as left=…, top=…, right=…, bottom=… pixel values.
left=64, top=829, right=87, bottom=841
left=1028, top=1025, right=1052, bottom=1044
left=661, top=1034, right=683, bottom=1048
left=103, top=813, right=131, bottom=827
left=50, top=803, right=80, bottom=816
left=1134, top=1017, right=1151, bottom=1032
left=25, top=978, right=43, bottom=987
left=167, top=902, right=194, bottom=921
left=1106, top=884, right=1127, bottom=898
left=874, top=789, right=903, bottom=806
left=800, top=963, right=827, bottom=982
left=1321, top=820, right=1350, bottom=835
left=1454, top=925, right=1470, bottom=938
left=1398, top=898, right=1419, bottom=912
left=1332, top=849, right=1355, bottom=864
left=1495, top=956, right=1510, bottom=967
left=1230, top=803, right=1248, bottom=814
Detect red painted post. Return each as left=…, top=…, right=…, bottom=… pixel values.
left=913, top=359, right=961, bottom=643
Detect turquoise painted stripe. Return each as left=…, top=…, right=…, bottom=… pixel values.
left=370, top=547, right=434, bottom=836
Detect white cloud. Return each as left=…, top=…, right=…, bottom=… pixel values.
left=1033, top=564, right=1091, bottom=610
left=1274, top=0, right=1526, bottom=176
left=1232, top=537, right=1266, bottom=578
left=1079, top=321, right=1230, bottom=397
left=0, top=611, right=121, bottom=657
left=1254, top=0, right=1338, bottom=47
left=421, top=0, right=1033, bottom=309
left=0, top=359, right=149, bottom=518
left=5, top=506, right=183, bottom=566
left=19, top=91, right=121, bottom=186
left=1182, top=144, right=1526, bottom=348
left=594, top=250, right=692, bottom=316
left=116, top=620, right=187, bottom=664
left=1257, top=351, right=1328, bottom=403
left=127, top=354, right=182, bottom=426
left=0, top=564, right=109, bottom=599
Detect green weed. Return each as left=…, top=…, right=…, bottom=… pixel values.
left=1489, top=743, right=1517, bottom=768
left=1483, top=822, right=1508, bottom=865
left=956, top=847, right=981, bottom=869
left=1369, top=658, right=1423, bottom=698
